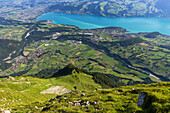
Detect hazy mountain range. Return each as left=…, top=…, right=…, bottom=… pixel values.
left=0, top=0, right=170, bottom=20
left=47, top=0, right=170, bottom=17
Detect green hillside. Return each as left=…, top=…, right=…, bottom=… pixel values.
left=0, top=68, right=105, bottom=110
left=47, top=0, right=163, bottom=17
left=4, top=81, right=170, bottom=113
left=0, top=68, right=169, bottom=112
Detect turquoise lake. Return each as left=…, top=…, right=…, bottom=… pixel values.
left=36, top=12, right=170, bottom=35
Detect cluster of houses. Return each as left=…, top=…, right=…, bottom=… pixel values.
left=45, top=43, right=54, bottom=46
left=0, top=36, right=10, bottom=40
left=7, top=38, right=62, bottom=73
left=8, top=47, right=47, bottom=72
left=1, top=5, right=45, bottom=21
left=67, top=40, right=82, bottom=45
left=0, top=35, right=19, bottom=41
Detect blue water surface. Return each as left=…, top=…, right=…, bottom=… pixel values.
left=36, top=12, right=170, bottom=35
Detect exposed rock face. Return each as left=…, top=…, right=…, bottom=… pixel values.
left=67, top=99, right=100, bottom=107
left=40, top=86, right=71, bottom=95
left=0, top=110, right=10, bottom=113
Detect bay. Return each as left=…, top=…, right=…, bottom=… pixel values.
left=36, top=12, right=170, bottom=35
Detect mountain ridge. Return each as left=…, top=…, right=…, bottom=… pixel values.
left=1, top=0, right=170, bottom=21
left=47, top=0, right=170, bottom=18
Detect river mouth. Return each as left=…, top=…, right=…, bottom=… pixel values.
left=36, top=12, right=170, bottom=36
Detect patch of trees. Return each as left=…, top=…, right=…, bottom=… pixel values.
left=137, top=67, right=170, bottom=81
left=32, top=68, right=58, bottom=78
left=101, top=37, right=143, bottom=47
left=0, top=62, right=12, bottom=71
left=0, top=17, right=33, bottom=25
left=88, top=58, right=106, bottom=68
left=49, top=27, right=76, bottom=32
left=126, top=77, right=154, bottom=85
left=9, top=69, right=31, bottom=77
left=0, top=39, right=22, bottom=61
left=27, top=30, right=52, bottom=41
left=27, top=26, right=76, bottom=41
left=144, top=32, right=161, bottom=38
left=93, top=26, right=127, bottom=32
left=159, top=45, right=170, bottom=50
left=0, top=17, right=19, bottom=25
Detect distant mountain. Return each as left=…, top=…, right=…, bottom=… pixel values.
left=47, top=0, right=170, bottom=17
left=156, top=0, right=170, bottom=17
left=0, top=0, right=170, bottom=21
left=47, top=0, right=163, bottom=17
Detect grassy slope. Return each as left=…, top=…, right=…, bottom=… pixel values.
left=0, top=72, right=101, bottom=109
left=54, top=70, right=101, bottom=90
left=11, top=82, right=170, bottom=113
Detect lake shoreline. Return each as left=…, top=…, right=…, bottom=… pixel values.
left=36, top=12, right=170, bottom=36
